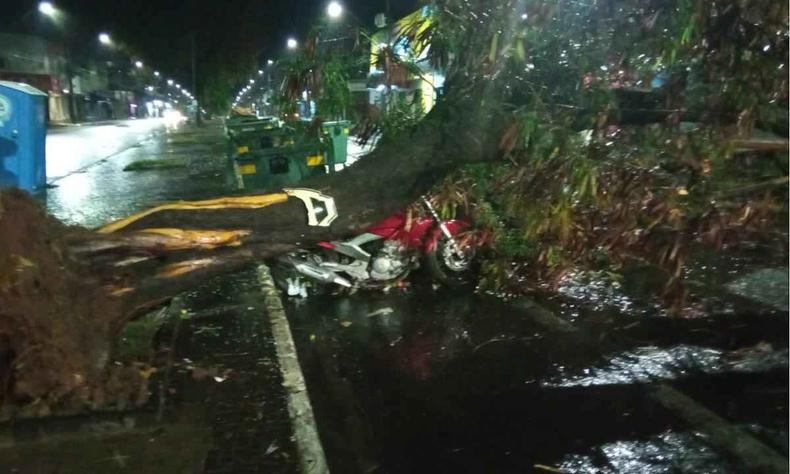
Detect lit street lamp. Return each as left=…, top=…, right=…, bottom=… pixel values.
left=135, top=60, right=143, bottom=69
left=327, top=1, right=343, bottom=19
left=287, top=37, right=298, bottom=49
left=98, top=32, right=112, bottom=45
left=267, top=59, right=274, bottom=65
left=38, top=1, right=56, bottom=17
left=154, top=71, right=160, bottom=77
left=167, top=79, right=174, bottom=86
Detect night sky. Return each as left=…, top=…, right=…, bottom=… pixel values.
left=4, top=0, right=419, bottom=105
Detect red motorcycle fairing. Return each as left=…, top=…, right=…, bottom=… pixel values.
left=318, top=213, right=464, bottom=250
left=316, top=213, right=412, bottom=249
left=366, top=213, right=408, bottom=239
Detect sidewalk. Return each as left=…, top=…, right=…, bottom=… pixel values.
left=0, top=268, right=301, bottom=474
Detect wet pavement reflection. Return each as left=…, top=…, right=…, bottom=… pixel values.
left=284, top=285, right=788, bottom=473
left=43, top=121, right=233, bottom=228
left=47, top=119, right=168, bottom=182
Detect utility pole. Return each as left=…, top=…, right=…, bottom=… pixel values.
left=191, top=32, right=201, bottom=125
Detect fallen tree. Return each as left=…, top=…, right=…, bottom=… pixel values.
left=0, top=5, right=514, bottom=411
left=1, top=0, right=787, bottom=413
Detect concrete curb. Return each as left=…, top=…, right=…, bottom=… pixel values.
left=257, top=264, right=330, bottom=474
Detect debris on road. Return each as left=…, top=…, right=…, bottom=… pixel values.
left=366, top=307, right=394, bottom=318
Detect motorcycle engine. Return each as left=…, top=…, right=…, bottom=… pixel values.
left=369, top=241, right=410, bottom=281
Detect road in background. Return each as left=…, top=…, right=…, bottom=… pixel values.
left=46, top=118, right=166, bottom=182
left=43, top=120, right=231, bottom=227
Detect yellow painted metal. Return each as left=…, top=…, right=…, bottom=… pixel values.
left=239, top=163, right=257, bottom=175
left=237, top=145, right=250, bottom=154
left=98, top=193, right=289, bottom=233
left=305, top=155, right=325, bottom=167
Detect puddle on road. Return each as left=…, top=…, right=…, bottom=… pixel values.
left=559, top=431, right=732, bottom=474
left=544, top=344, right=789, bottom=387
left=285, top=285, right=788, bottom=473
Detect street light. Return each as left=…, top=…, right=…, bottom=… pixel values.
left=249, top=79, right=255, bottom=84
left=38, top=1, right=56, bottom=17
left=327, top=1, right=343, bottom=19
left=267, top=59, right=274, bottom=65
left=135, top=60, right=143, bottom=69
left=287, top=37, right=298, bottom=49
left=154, top=71, right=160, bottom=77
left=258, top=70, right=264, bottom=75
left=175, top=84, right=181, bottom=89
left=98, top=32, right=112, bottom=45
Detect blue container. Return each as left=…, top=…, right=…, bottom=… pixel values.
left=0, top=81, right=48, bottom=192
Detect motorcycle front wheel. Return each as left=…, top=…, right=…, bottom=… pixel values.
left=424, top=234, right=477, bottom=287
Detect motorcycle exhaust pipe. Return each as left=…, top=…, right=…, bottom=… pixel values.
left=291, top=260, right=353, bottom=288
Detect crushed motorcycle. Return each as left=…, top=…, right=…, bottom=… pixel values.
left=271, top=196, right=480, bottom=297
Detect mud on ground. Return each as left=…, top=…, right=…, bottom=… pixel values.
left=0, top=189, right=147, bottom=418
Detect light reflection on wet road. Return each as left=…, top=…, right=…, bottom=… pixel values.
left=43, top=121, right=233, bottom=228
left=46, top=119, right=167, bottom=182
left=284, top=286, right=788, bottom=473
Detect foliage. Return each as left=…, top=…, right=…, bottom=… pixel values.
left=276, top=33, right=367, bottom=120
left=357, top=92, right=427, bottom=146
left=423, top=0, right=788, bottom=313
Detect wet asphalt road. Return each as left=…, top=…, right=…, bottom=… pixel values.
left=285, top=286, right=788, bottom=473
left=46, top=119, right=168, bottom=183
left=43, top=120, right=233, bottom=228
left=22, top=120, right=790, bottom=473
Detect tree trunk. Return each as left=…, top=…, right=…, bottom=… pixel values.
left=77, top=85, right=508, bottom=311
left=0, top=75, right=510, bottom=411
